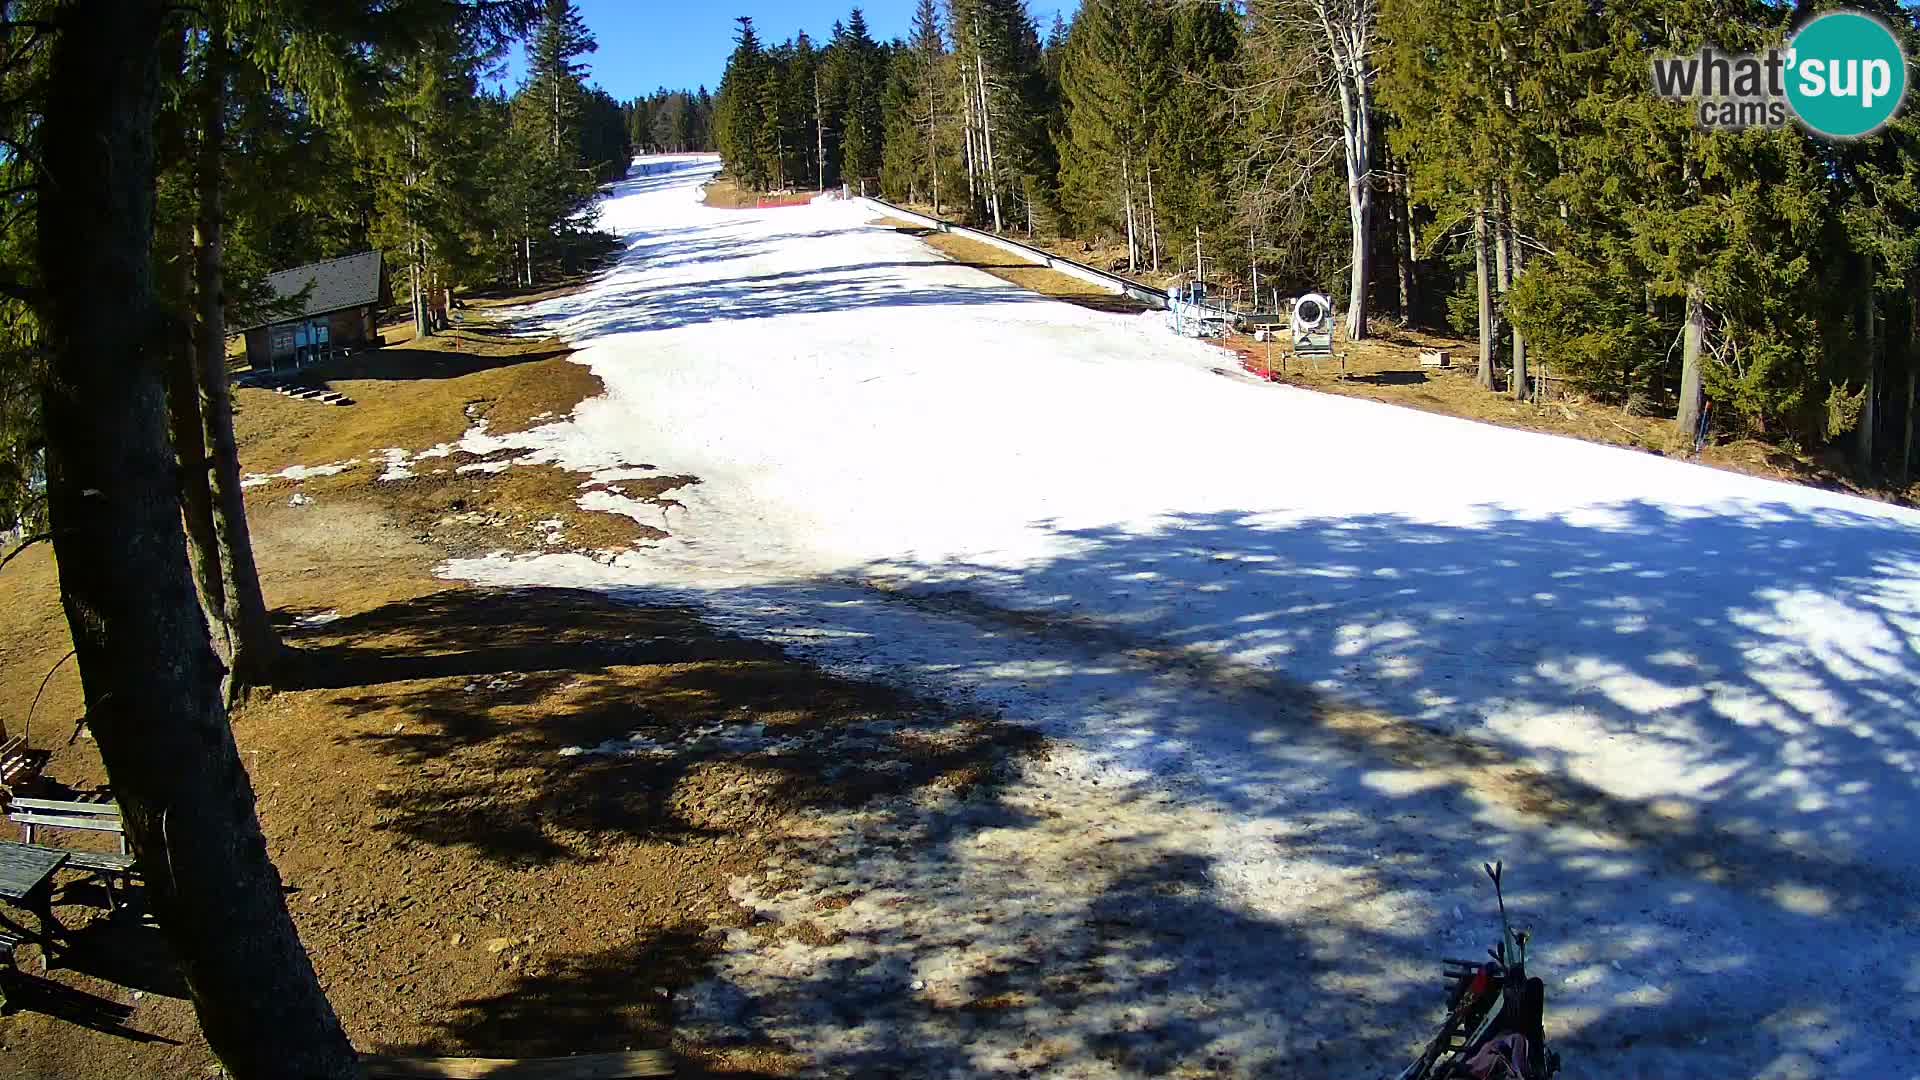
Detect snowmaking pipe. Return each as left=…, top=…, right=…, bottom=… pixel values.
left=853, top=196, right=1169, bottom=311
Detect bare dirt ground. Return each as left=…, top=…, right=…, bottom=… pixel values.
left=698, top=177, right=816, bottom=211
left=0, top=304, right=1037, bottom=1078
left=698, top=177, right=759, bottom=210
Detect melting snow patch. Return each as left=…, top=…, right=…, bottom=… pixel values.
left=375, top=448, right=415, bottom=481
left=377, top=442, right=459, bottom=481
left=241, top=460, right=358, bottom=489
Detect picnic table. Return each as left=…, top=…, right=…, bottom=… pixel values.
left=0, top=840, right=67, bottom=968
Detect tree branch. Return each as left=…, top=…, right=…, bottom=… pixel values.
left=0, top=531, right=51, bottom=573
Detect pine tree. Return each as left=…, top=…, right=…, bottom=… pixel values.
left=755, top=41, right=791, bottom=188
left=371, top=41, right=521, bottom=329
left=1380, top=0, right=1511, bottom=382
left=880, top=0, right=948, bottom=206
left=19, top=3, right=542, bottom=1077
left=1060, top=0, right=1166, bottom=267
left=1150, top=4, right=1238, bottom=273
left=932, top=0, right=1054, bottom=234
left=717, top=16, right=771, bottom=188
left=785, top=34, right=821, bottom=187
left=838, top=8, right=884, bottom=190
left=527, top=0, right=598, bottom=159
left=880, top=42, right=924, bottom=201
left=1823, top=0, right=1920, bottom=476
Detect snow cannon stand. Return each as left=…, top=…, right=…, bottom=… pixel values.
left=1285, top=292, right=1346, bottom=378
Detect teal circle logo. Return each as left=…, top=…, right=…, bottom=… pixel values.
left=1786, top=11, right=1908, bottom=138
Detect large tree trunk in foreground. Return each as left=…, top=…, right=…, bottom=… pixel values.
left=193, top=13, right=277, bottom=695
left=36, top=5, right=357, bottom=1077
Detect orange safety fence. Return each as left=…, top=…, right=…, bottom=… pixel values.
left=755, top=191, right=825, bottom=209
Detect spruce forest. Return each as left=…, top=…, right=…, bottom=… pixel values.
left=714, top=0, right=1920, bottom=484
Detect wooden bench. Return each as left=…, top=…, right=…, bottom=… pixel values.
left=0, top=736, right=40, bottom=796
left=10, top=798, right=138, bottom=911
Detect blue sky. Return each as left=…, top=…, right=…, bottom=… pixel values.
left=498, top=1, right=1071, bottom=102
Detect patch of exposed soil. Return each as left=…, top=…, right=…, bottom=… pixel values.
left=698, top=177, right=759, bottom=210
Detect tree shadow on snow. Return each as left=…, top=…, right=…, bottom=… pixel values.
left=301, top=497, right=1920, bottom=1075
left=602, top=496, right=1920, bottom=1076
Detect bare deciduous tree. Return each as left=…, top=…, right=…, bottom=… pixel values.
left=1240, top=0, right=1379, bottom=339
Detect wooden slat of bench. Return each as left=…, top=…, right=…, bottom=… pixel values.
left=10, top=798, right=120, bottom=818
left=63, top=850, right=136, bottom=872
left=9, top=813, right=123, bottom=834
left=359, top=1051, right=673, bottom=1079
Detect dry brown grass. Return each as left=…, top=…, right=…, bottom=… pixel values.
left=877, top=211, right=1912, bottom=504
left=886, top=225, right=1151, bottom=315
left=884, top=201, right=1187, bottom=289
left=235, top=321, right=591, bottom=473
left=232, top=317, right=684, bottom=562
left=1219, top=326, right=1914, bottom=503
left=698, top=176, right=759, bottom=209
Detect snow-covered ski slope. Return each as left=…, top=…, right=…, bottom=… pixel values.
left=452, top=157, right=1920, bottom=1077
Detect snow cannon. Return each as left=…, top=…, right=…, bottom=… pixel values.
left=1290, top=292, right=1335, bottom=358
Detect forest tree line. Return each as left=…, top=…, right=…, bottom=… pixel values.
left=715, top=0, right=1920, bottom=482
left=623, top=86, right=719, bottom=154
